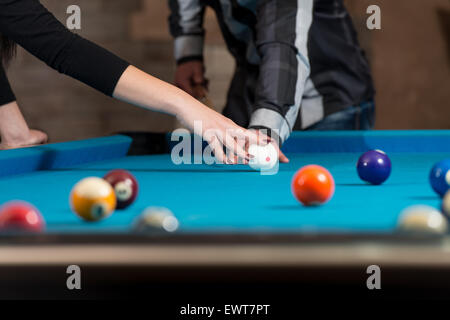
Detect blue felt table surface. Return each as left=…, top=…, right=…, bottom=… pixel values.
left=0, top=131, right=449, bottom=235
left=0, top=151, right=448, bottom=234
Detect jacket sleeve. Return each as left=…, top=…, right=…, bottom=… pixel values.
left=0, top=63, right=15, bottom=106
left=0, top=0, right=129, bottom=97
left=168, top=0, right=206, bottom=64
left=249, top=0, right=314, bottom=144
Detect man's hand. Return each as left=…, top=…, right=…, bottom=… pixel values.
left=248, top=129, right=290, bottom=164
left=175, top=60, right=207, bottom=98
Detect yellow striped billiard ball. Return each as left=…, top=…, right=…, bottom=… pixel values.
left=70, top=177, right=116, bottom=222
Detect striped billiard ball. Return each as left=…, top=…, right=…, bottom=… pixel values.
left=103, top=169, right=139, bottom=210
left=429, top=159, right=450, bottom=197
left=70, top=177, right=116, bottom=222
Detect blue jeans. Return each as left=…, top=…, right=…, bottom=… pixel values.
left=306, top=102, right=375, bottom=131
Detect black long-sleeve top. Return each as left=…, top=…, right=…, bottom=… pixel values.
left=0, top=0, right=130, bottom=106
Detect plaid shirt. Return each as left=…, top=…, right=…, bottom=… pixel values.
left=169, top=0, right=375, bottom=142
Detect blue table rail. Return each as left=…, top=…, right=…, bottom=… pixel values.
left=282, top=130, right=450, bottom=153
left=0, top=135, right=131, bottom=178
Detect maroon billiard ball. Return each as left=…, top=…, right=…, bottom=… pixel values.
left=0, top=201, right=45, bottom=233
left=103, top=169, right=139, bottom=209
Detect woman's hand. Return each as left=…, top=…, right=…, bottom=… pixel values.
left=248, top=129, right=289, bottom=163
left=113, top=66, right=264, bottom=164
left=177, top=103, right=264, bottom=164
left=0, top=102, right=48, bottom=150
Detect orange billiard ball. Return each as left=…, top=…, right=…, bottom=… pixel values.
left=291, top=165, right=335, bottom=206
left=70, top=177, right=116, bottom=222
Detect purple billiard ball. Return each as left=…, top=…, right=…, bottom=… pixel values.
left=357, top=150, right=392, bottom=185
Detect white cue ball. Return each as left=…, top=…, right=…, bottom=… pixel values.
left=397, top=205, right=448, bottom=234
left=248, top=143, right=278, bottom=171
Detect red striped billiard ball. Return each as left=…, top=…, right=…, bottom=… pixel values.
left=103, top=169, right=139, bottom=209
left=0, top=201, right=45, bottom=233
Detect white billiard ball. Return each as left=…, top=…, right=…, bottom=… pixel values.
left=397, top=205, right=448, bottom=234
left=248, top=143, right=278, bottom=171
left=133, top=207, right=179, bottom=233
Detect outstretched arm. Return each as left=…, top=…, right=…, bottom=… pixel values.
left=113, top=65, right=259, bottom=163
left=0, top=0, right=260, bottom=161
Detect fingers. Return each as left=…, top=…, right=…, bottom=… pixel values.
left=213, top=132, right=243, bottom=164
left=208, top=136, right=227, bottom=164
left=243, top=130, right=260, bottom=145
left=198, top=113, right=284, bottom=165
left=193, top=84, right=207, bottom=99
left=224, top=134, right=249, bottom=163
left=205, top=130, right=237, bottom=164
left=277, top=145, right=290, bottom=163
left=247, top=128, right=289, bottom=163
left=175, top=61, right=205, bottom=97
left=243, top=129, right=272, bottom=146
left=193, top=67, right=205, bottom=86
left=205, top=129, right=249, bottom=164
left=176, top=78, right=194, bottom=96
left=224, top=128, right=251, bottom=161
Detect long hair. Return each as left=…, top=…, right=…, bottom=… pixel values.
left=0, top=35, right=17, bottom=65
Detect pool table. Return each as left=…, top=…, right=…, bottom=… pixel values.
left=1, top=130, right=450, bottom=300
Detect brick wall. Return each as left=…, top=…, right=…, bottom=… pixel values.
left=5, top=0, right=450, bottom=143
left=7, top=0, right=177, bottom=143
left=346, top=0, right=450, bottom=129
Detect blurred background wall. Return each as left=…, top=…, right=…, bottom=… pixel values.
left=4, top=0, right=450, bottom=143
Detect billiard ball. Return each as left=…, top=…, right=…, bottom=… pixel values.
left=357, top=150, right=391, bottom=185
left=70, top=177, right=116, bottom=222
left=429, top=159, right=450, bottom=197
left=291, top=165, right=335, bottom=206
left=0, top=201, right=45, bottom=233
left=132, top=207, right=179, bottom=233
left=103, top=169, right=139, bottom=209
left=248, top=143, right=278, bottom=171
left=397, top=205, right=447, bottom=234
left=442, top=191, right=450, bottom=217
